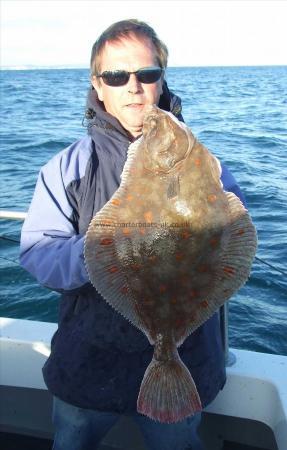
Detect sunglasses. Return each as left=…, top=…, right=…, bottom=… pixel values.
left=96, top=66, right=163, bottom=87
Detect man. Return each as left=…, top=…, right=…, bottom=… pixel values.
left=20, top=19, right=245, bottom=450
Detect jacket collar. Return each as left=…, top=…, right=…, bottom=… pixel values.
left=84, top=80, right=183, bottom=142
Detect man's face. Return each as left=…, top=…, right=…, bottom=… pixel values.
left=91, top=36, right=163, bottom=139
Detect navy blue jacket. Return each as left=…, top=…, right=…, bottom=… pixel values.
left=20, top=85, right=245, bottom=413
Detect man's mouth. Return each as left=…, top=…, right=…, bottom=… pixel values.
left=125, top=103, right=144, bottom=109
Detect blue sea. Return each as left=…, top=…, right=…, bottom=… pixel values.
left=0, top=66, right=286, bottom=355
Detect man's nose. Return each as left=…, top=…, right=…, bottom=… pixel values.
left=127, top=73, right=143, bottom=94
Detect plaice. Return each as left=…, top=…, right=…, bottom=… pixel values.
left=84, top=105, right=257, bottom=423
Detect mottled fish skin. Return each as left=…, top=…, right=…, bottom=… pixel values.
left=84, top=105, right=257, bottom=423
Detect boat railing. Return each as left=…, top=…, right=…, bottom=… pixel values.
left=0, top=210, right=27, bottom=220
left=0, top=209, right=235, bottom=366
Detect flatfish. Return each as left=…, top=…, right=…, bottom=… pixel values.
left=84, top=105, right=257, bottom=423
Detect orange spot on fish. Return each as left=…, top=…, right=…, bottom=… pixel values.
left=139, top=228, right=146, bottom=235
left=108, top=266, right=119, bottom=274
left=223, top=266, right=235, bottom=275
left=111, top=198, right=121, bottom=206
left=159, top=284, right=167, bottom=293
left=210, top=237, right=219, bottom=248
left=144, top=211, right=153, bottom=223
left=181, top=230, right=192, bottom=239
left=200, top=300, right=209, bottom=309
left=197, top=264, right=209, bottom=273
left=120, top=286, right=129, bottom=295
left=189, top=289, right=198, bottom=298
left=237, top=229, right=245, bottom=235
left=122, top=228, right=131, bottom=236
left=143, top=297, right=154, bottom=306
left=148, top=255, right=157, bottom=262
left=126, top=194, right=133, bottom=202
left=208, top=194, right=217, bottom=203
left=100, top=238, right=113, bottom=246
left=104, top=219, right=114, bottom=226
left=175, top=252, right=184, bottom=261
left=194, top=158, right=201, bottom=167
left=131, top=263, right=142, bottom=271
left=175, top=318, right=185, bottom=328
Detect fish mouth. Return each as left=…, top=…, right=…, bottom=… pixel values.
left=143, top=104, right=160, bottom=120
left=142, top=105, right=162, bottom=134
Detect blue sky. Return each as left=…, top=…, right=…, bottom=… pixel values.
left=1, top=0, right=287, bottom=68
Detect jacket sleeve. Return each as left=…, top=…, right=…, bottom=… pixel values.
left=220, top=163, right=247, bottom=207
left=20, top=151, right=89, bottom=292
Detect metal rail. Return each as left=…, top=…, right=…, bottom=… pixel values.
left=220, top=302, right=236, bottom=366
left=0, top=210, right=27, bottom=220
left=0, top=209, right=235, bottom=366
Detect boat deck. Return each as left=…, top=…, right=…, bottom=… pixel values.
left=0, top=430, right=276, bottom=450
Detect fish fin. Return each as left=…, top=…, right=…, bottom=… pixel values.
left=167, top=174, right=180, bottom=199
left=84, top=195, right=147, bottom=335
left=176, top=192, right=257, bottom=346
left=137, top=350, right=202, bottom=423
left=85, top=136, right=150, bottom=334
left=211, top=191, right=257, bottom=302
left=120, top=136, right=143, bottom=182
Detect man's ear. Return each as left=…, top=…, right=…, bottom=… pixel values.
left=91, top=76, right=104, bottom=101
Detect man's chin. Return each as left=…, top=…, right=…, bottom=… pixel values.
left=121, top=112, right=145, bottom=131
left=122, top=119, right=143, bottom=138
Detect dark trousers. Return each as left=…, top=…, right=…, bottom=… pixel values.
left=52, top=396, right=204, bottom=450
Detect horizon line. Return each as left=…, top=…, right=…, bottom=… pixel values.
left=1, top=63, right=286, bottom=71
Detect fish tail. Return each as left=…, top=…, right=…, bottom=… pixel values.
left=137, top=351, right=202, bottom=423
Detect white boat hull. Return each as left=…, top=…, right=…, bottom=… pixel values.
left=1, top=317, right=286, bottom=449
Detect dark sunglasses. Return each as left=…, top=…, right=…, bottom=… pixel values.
left=96, top=66, right=163, bottom=87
